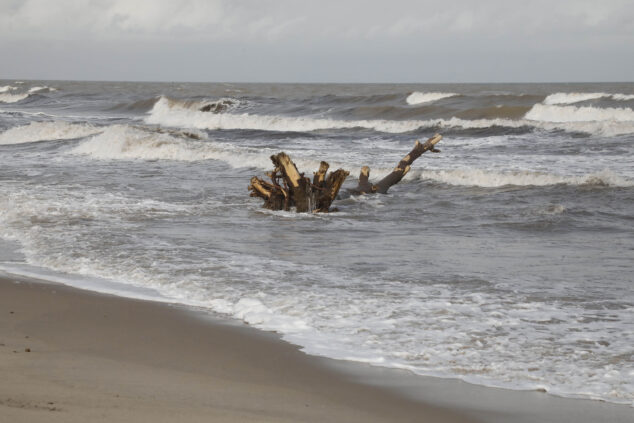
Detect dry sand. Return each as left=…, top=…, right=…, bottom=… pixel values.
left=0, top=276, right=476, bottom=423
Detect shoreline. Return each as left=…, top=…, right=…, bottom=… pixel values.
left=1, top=273, right=632, bottom=422
left=0, top=274, right=474, bottom=423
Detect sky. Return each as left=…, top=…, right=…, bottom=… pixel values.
left=1, top=0, right=633, bottom=83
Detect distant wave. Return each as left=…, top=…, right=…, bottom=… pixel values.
left=0, top=121, right=102, bottom=145
left=406, top=92, right=458, bottom=105
left=161, top=96, right=245, bottom=113
left=0, top=92, right=31, bottom=103
left=612, top=93, right=634, bottom=101
left=147, top=96, right=634, bottom=137
left=417, top=168, right=633, bottom=188
left=148, top=96, right=529, bottom=134
left=70, top=124, right=348, bottom=172
left=28, top=86, right=57, bottom=94
left=525, top=104, right=634, bottom=123
left=70, top=125, right=228, bottom=162
left=68, top=124, right=634, bottom=189
left=0, top=85, right=56, bottom=103
left=544, top=92, right=634, bottom=105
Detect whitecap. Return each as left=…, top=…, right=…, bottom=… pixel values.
left=525, top=104, right=634, bottom=123
left=0, top=92, right=30, bottom=103
left=406, top=91, right=458, bottom=105
left=145, top=96, right=634, bottom=137
left=418, top=168, right=633, bottom=188
left=544, top=92, right=608, bottom=105
left=0, top=121, right=102, bottom=145
left=544, top=92, right=634, bottom=105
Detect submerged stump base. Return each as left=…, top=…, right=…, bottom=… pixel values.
left=249, top=134, right=442, bottom=213
left=249, top=153, right=349, bottom=213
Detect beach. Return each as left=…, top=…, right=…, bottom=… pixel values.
left=1, top=80, right=633, bottom=420
left=1, top=275, right=475, bottom=423
left=3, top=275, right=633, bottom=423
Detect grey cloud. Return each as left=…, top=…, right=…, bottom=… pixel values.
left=0, top=0, right=632, bottom=82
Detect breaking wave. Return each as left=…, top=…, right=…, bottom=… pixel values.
left=68, top=124, right=634, bottom=189
left=406, top=92, right=458, bottom=105
left=0, top=121, right=102, bottom=145
left=161, top=96, right=244, bottom=113
left=525, top=104, right=634, bottom=123
left=0, top=92, right=30, bottom=103
left=150, top=96, right=634, bottom=137
left=28, top=86, right=57, bottom=94
left=418, top=168, right=633, bottom=188
left=69, top=124, right=349, bottom=172
left=544, top=92, right=634, bottom=105
left=70, top=125, right=210, bottom=161
left=0, top=85, right=17, bottom=93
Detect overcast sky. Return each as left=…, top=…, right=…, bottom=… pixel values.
left=1, top=0, right=633, bottom=83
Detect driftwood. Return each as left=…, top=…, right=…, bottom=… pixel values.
left=249, top=134, right=442, bottom=212
left=249, top=153, right=349, bottom=213
left=353, top=134, right=443, bottom=194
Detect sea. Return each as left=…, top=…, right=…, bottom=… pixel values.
left=1, top=80, right=632, bottom=406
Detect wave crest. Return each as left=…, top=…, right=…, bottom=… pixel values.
left=525, top=104, right=634, bottom=123
left=69, top=124, right=347, bottom=173
left=28, top=86, right=57, bottom=94
left=406, top=92, right=458, bottom=105
left=145, top=96, right=634, bottom=137
left=0, top=85, right=17, bottom=93
left=0, top=121, right=102, bottom=145
left=418, top=168, right=632, bottom=188
left=162, top=96, right=243, bottom=113
left=544, top=92, right=634, bottom=105
left=0, top=92, right=30, bottom=103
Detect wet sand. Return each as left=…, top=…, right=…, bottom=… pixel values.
left=2, top=274, right=632, bottom=423
left=0, top=275, right=475, bottom=422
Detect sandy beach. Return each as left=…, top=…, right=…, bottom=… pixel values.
left=0, top=275, right=476, bottom=423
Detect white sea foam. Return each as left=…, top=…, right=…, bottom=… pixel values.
left=71, top=125, right=207, bottom=161
left=147, top=96, right=427, bottom=133
left=418, top=168, right=633, bottom=188
left=612, top=93, right=634, bottom=101
left=0, top=85, right=17, bottom=93
left=0, top=121, right=103, bottom=145
left=1, top=166, right=632, bottom=407
left=525, top=104, right=634, bottom=123
left=70, top=124, right=338, bottom=171
left=406, top=91, right=458, bottom=105
left=544, top=92, right=608, bottom=105
left=544, top=92, right=634, bottom=105
left=0, top=92, right=30, bottom=103
left=147, top=96, right=634, bottom=137
left=28, top=86, right=56, bottom=94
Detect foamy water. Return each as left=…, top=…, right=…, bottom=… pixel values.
left=406, top=91, right=458, bottom=105
left=0, top=80, right=633, bottom=407
left=0, top=121, right=102, bottom=145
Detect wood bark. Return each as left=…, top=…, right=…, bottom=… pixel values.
left=248, top=154, right=349, bottom=213
left=248, top=134, right=442, bottom=212
left=354, top=134, right=442, bottom=194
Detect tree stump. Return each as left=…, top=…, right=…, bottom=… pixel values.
left=249, top=153, right=349, bottom=213
left=248, top=134, right=442, bottom=213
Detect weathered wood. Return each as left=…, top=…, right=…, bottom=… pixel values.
left=313, top=161, right=329, bottom=188
left=315, top=169, right=350, bottom=212
left=248, top=176, right=286, bottom=210
left=354, top=134, right=442, bottom=194
left=248, top=134, right=441, bottom=212
left=355, top=166, right=376, bottom=194
left=249, top=153, right=349, bottom=213
left=270, top=152, right=314, bottom=212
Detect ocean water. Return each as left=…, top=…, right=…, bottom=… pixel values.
left=0, top=80, right=633, bottom=406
